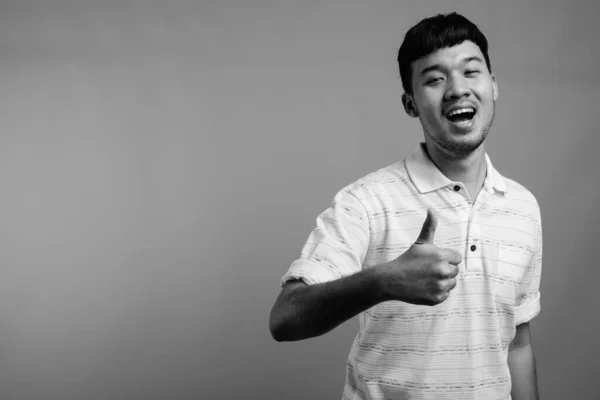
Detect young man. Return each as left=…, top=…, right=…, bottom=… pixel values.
left=269, top=13, right=542, bottom=400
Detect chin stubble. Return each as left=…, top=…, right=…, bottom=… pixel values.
left=422, top=101, right=496, bottom=158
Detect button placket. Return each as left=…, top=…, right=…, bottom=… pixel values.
left=465, top=207, right=482, bottom=271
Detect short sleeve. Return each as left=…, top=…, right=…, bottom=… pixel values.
left=514, top=208, right=543, bottom=325
left=281, top=189, right=370, bottom=286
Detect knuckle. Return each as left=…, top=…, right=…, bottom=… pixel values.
left=436, top=265, right=452, bottom=279
left=440, top=265, right=452, bottom=278
left=430, top=292, right=447, bottom=304
left=451, top=264, right=460, bottom=276
left=432, top=263, right=446, bottom=277
left=441, top=249, right=462, bottom=265
left=434, top=250, right=445, bottom=262
left=447, top=278, right=457, bottom=290
left=435, top=280, right=446, bottom=291
left=432, top=294, right=444, bottom=304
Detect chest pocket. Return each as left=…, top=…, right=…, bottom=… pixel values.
left=493, top=244, right=531, bottom=306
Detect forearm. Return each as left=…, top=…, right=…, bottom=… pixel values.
left=508, top=343, right=539, bottom=400
left=269, top=267, right=384, bottom=341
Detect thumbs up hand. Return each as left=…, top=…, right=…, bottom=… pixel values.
left=376, top=208, right=462, bottom=306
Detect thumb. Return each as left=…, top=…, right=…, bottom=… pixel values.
left=415, top=208, right=437, bottom=244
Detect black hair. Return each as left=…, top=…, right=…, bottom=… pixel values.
left=398, top=13, right=491, bottom=95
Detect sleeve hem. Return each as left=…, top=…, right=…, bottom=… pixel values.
left=280, top=259, right=339, bottom=287
left=514, top=292, right=541, bottom=325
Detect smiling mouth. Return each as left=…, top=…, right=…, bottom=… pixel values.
left=445, top=107, right=476, bottom=126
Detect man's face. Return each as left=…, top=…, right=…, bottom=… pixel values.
left=403, top=40, right=498, bottom=157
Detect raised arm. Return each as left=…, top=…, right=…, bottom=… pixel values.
left=269, top=268, right=382, bottom=341
left=269, top=209, right=463, bottom=341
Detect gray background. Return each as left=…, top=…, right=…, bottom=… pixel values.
left=0, top=0, right=598, bottom=399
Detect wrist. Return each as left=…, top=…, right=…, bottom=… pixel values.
left=368, top=263, right=392, bottom=303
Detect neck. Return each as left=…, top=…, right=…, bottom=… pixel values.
left=423, top=140, right=487, bottom=197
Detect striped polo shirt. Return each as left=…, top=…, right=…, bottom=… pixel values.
left=281, top=143, right=542, bottom=400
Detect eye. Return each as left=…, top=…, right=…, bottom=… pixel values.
left=465, top=70, right=480, bottom=77
left=426, top=77, right=443, bottom=85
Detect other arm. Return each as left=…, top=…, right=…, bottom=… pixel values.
left=509, top=200, right=543, bottom=399
left=508, top=322, right=540, bottom=400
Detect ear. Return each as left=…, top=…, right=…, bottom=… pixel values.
left=492, top=75, right=498, bottom=101
left=402, top=93, right=419, bottom=118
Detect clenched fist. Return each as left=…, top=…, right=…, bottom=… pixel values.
left=377, top=208, right=462, bottom=306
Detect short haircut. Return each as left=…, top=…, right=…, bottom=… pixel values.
left=397, top=12, right=491, bottom=95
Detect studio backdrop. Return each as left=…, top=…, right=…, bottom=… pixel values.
left=0, top=1, right=598, bottom=399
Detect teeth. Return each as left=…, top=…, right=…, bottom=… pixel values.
left=447, top=108, right=474, bottom=117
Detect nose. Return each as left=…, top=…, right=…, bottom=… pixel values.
left=444, top=73, right=470, bottom=101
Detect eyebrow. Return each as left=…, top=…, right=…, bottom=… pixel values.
left=419, top=56, right=485, bottom=76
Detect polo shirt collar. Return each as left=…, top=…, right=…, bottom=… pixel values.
left=405, top=143, right=507, bottom=194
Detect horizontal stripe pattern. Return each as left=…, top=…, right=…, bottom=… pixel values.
left=282, top=144, right=542, bottom=400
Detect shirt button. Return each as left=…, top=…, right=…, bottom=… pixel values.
left=453, top=185, right=461, bottom=191
left=470, top=245, right=477, bottom=252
